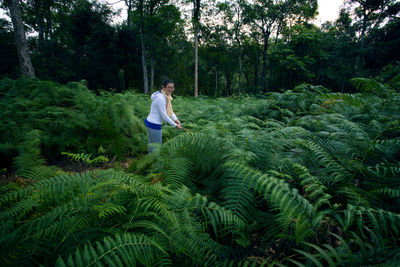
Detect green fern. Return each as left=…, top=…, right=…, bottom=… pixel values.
left=55, top=233, right=167, bottom=267
left=62, top=152, right=109, bottom=165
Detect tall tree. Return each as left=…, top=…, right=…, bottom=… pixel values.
left=243, top=0, right=317, bottom=93
left=131, top=0, right=178, bottom=93
left=218, top=0, right=246, bottom=96
left=5, top=0, right=35, bottom=77
left=138, top=0, right=149, bottom=94
left=124, top=0, right=134, bottom=89
left=346, top=0, right=398, bottom=43
left=192, top=0, right=200, bottom=97
left=344, top=0, right=400, bottom=69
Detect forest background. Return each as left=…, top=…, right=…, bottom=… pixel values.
left=1, top=0, right=399, bottom=96
left=1, top=0, right=400, bottom=266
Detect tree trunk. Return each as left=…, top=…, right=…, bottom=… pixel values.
left=138, top=0, right=148, bottom=94
left=254, top=63, right=258, bottom=94
left=215, top=66, right=218, bottom=97
left=34, top=0, right=45, bottom=52
left=225, top=72, right=231, bottom=96
left=7, top=0, right=35, bottom=77
left=126, top=0, right=132, bottom=29
left=238, top=51, right=242, bottom=97
left=123, top=48, right=129, bottom=89
left=124, top=0, right=133, bottom=89
left=261, top=32, right=269, bottom=93
left=140, top=28, right=149, bottom=94
left=193, top=0, right=200, bottom=98
left=244, top=69, right=249, bottom=90
left=194, top=30, right=198, bottom=97
left=150, top=54, right=155, bottom=93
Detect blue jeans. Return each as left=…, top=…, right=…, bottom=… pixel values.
left=147, top=126, right=162, bottom=154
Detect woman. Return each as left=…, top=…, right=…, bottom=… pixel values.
left=145, top=79, right=182, bottom=153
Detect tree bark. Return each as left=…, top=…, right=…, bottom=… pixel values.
left=124, top=0, right=133, bottom=89
left=125, top=0, right=132, bottom=29
left=150, top=54, right=155, bottom=94
left=140, top=28, right=149, bottom=94
left=193, top=0, right=200, bottom=98
left=7, top=0, right=35, bottom=77
left=215, top=66, right=218, bottom=97
left=225, top=72, right=231, bottom=96
left=261, top=31, right=270, bottom=93
left=194, top=29, right=198, bottom=97
left=138, top=0, right=148, bottom=94
left=254, top=63, right=258, bottom=94
left=238, top=51, right=242, bottom=97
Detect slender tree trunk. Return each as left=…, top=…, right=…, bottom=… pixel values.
left=356, top=2, right=371, bottom=71
left=244, top=69, right=249, bottom=90
left=360, top=4, right=368, bottom=46
left=33, top=0, right=46, bottom=73
left=225, top=72, right=231, bottom=96
left=268, top=22, right=282, bottom=92
left=34, top=1, right=45, bottom=52
left=234, top=3, right=242, bottom=97
left=261, top=32, right=269, bottom=93
left=123, top=46, right=129, bottom=89
left=194, top=25, right=199, bottom=97
left=215, top=66, right=218, bottom=97
left=46, top=0, right=56, bottom=79
left=126, top=0, right=132, bottom=29
left=140, top=28, right=149, bottom=94
left=124, top=0, right=133, bottom=89
left=238, top=51, right=242, bottom=96
left=7, top=0, right=35, bottom=77
left=254, top=64, right=258, bottom=94
left=193, top=0, right=200, bottom=98
left=149, top=5, right=156, bottom=94
left=138, top=0, right=148, bottom=94
left=150, top=54, right=155, bottom=93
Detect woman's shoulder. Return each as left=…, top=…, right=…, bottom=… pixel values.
left=152, top=91, right=166, bottom=102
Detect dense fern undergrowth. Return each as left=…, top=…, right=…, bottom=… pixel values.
left=1, top=77, right=400, bottom=266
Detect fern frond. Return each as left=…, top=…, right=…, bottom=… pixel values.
left=14, top=129, right=47, bottom=178
left=55, top=233, right=167, bottom=267
left=371, top=188, right=400, bottom=198
left=351, top=78, right=394, bottom=96
left=62, top=152, right=109, bottom=165
left=292, top=164, right=331, bottom=210
left=293, top=139, right=351, bottom=185
left=224, top=162, right=317, bottom=243
left=94, top=202, right=127, bottom=219
left=220, top=162, right=259, bottom=223
left=0, top=198, right=39, bottom=222
left=162, top=157, right=194, bottom=189
left=0, top=172, right=93, bottom=207
left=342, top=204, right=400, bottom=237
left=291, top=229, right=399, bottom=267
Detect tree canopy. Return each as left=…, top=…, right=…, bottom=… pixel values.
left=0, top=0, right=399, bottom=95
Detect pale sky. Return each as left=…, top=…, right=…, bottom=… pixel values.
left=316, top=0, right=344, bottom=24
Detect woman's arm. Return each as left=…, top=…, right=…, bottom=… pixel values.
left=155, top=97, right=177, bottom=127
left=171, top=113, right=181, bottom=127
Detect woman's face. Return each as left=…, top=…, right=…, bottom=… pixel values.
left=164, top=83, right=175, bottom=95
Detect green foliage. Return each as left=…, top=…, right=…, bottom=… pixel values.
left=1, top=77, right=400, bottom=265
left=55, top=233, right=167, bottom=267
left=62, top=152, right=109, bottom=171
left=0, top=78, right=146, bottom=174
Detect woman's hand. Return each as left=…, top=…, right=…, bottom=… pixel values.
left=175, top=119, right=182, bottom=129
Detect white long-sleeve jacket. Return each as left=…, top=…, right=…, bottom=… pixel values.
left=146, top=91, right=177, bottom=127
